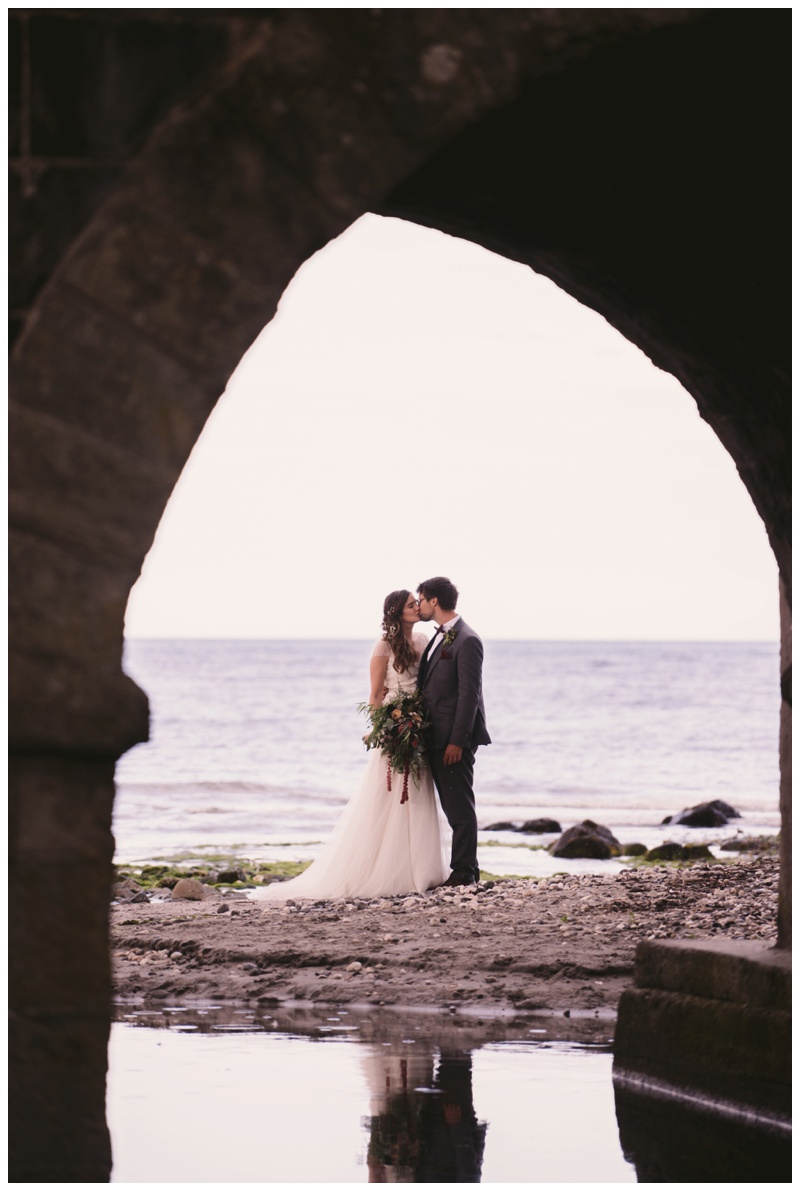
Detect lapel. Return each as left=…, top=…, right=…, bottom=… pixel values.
left=425, top=618, right=464, bottom=685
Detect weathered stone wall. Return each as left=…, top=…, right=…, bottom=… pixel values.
left=9, top=756, right=117, bottom=1181
left=9, top=9, right=264, bottom=344
left=9, top=8, right=790, bottom=1180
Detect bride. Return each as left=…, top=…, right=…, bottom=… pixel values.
left=249, top=590, right=450, bottom=901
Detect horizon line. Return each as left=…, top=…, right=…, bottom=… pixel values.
left=123, top=634, right=778, bottom=645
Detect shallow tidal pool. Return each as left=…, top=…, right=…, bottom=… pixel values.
left=108, top=1004, right=635, bottom=1183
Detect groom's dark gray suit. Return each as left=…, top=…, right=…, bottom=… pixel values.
left=418, top=618, right=490, bottom=882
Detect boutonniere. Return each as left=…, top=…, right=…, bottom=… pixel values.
left=440, top=628, right=459, bottom=658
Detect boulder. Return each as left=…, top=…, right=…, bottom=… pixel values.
left=644, top=842, right=713, bottom=861
left=483, top=818, right=563, bottom=833
left=661, top=801, right=731, bottom=828
left=171, top=878, right=208, bottom=901
left=622, top=842, right=648, bottom=856
left=708, top=799, right=741, bottom=819
left=682, top=844, right=714, bottom=860
left=216, top=868, right=248, bottom=884
left=111, top=877, right=142, bottom=902
left=549, top=820, right=621, bottom=859
left=646, top=842, right=686, bottom=861
left=519, top=818, right=562, bottom=834
left=719, top=835, right=777, bottom=853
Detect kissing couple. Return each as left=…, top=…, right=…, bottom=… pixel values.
left=251, top=576, right=490, bottom=902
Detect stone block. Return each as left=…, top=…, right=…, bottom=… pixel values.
left=9, top=527, right=135, bottom=665
left=9, top=755, right=116, bottom=1181
left=9, top=403, right=175, bottom=567
left=634, top=938, right=791, bottom=1011
left=9, top=165, right=121, bottom=308
left=11, top=286, right=218, bottom=469
left=9, top=529, right=149, bottom=754
left=9, top=1010, right=112, bottom=1182
left=62, top=198, right=277, bottom=379
left=8, top=13, right=22, bottom=156
left=10, top=756, right=116, bottom=1009
left=615, top=986, right=790, bottom=1115
left=615, top=939, right=791, bottom=1120
left=28, top=12, right=232, bottom=157
left=219, top=36, right=419, bottom=216
left=127, top=76, right=341, bottom=290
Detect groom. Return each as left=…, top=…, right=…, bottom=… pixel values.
left=416, top=577, right=491, bottom=887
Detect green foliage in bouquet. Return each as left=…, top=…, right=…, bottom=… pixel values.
left=358, top=690, right=431, bottom=802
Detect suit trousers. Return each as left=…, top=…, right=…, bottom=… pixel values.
left=429, top=746, right=479, bottom=881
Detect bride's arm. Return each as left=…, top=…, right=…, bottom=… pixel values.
left=368, top=654, right=389, bottom=708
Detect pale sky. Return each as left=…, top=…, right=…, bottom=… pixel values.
left=125, top=214, right=778, bottom=641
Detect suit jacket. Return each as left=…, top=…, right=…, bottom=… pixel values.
left=419, top=618, right=491, bottom=751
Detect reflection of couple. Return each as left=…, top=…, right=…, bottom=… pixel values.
left=364, top=1044, right=487, bottom=1183
left=252, top=576, right=490, bottom=901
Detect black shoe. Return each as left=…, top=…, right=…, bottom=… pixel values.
left=441, top=871, right=475, bottom=888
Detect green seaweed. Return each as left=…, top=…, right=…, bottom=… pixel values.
left=625, top=854, right=730, bottom=869
left=114, top=858, right=313, bottom=889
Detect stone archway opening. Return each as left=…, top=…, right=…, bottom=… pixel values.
left=115, top=210, right=780, bottom=883
left=124, top=213, right=779, bottom=646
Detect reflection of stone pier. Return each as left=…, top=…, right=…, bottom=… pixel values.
left=613, top=938, right=791, bottom=1182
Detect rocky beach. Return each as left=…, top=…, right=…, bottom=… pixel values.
left=112, top=849, right=778, bottom=1013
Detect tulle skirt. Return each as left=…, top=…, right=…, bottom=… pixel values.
left=249, top=750, right=450, bottom=901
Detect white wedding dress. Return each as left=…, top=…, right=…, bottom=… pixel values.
left=249, top=633, right=450, bottom=901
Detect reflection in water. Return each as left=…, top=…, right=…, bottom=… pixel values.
left=109, top=1003, right=630, bottom=1183
left=363, top=1046, right=487, bottom=1182
left=109, top=1001, right=792, bottom=1183
left=614, top=1082, right=792, bottom=1183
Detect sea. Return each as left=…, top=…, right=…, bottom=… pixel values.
left=115, top=638, right=781, bottom=878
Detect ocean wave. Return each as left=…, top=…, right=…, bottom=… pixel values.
left=115, top=780, right=341, bottom=800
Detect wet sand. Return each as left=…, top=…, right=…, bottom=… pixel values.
left=112, top=853, right=778, bottom=1013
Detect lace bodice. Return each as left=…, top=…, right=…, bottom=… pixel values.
left=371, top=632, right=428, bottom=700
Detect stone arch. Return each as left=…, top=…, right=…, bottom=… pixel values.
left=9, top=9, right=789, bottom=1180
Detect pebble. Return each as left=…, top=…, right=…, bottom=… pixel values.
left=111, top=853, right=779, bottom=1008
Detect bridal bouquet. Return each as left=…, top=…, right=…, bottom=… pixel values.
left=358, top=691, right=431, bottom=804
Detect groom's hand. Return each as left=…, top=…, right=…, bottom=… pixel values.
left=443, top=744, right=463, bottom=766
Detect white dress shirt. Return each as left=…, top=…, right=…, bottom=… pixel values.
left=426, top=613, right=461, bottom=662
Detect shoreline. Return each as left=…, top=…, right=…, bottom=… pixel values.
left=112, top=852, right=778, bottom=1016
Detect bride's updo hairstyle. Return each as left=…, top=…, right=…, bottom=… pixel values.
left=381, top=589, right=417, bottom=674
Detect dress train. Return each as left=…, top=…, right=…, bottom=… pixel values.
left=249, top=751, right=449, bottom=901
